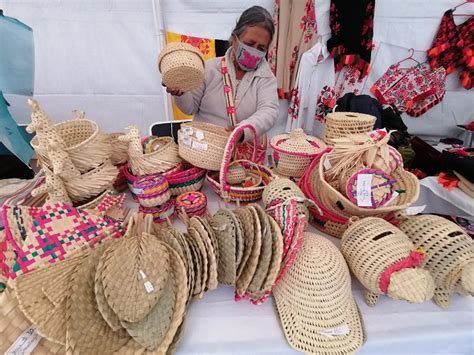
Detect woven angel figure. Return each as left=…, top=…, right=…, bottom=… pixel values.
left=341, top=217, right=435, bottom=306
left=399, top=214, right=474, bottom=308
left=119, top=125, right=143, bottom=157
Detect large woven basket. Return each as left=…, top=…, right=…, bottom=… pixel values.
left=323, top=112, right=376, bottom=145
left=128, top=136, right=181, bottom=176
left=206, top=124, right=274, bottom=202
left=178, top=122, right=231, bottom=171
left=300, top=150, right=419, bottom=238
left=31, top=118, right=112, bottom=173
left=158, top=42, right=205, bottom=92
left=270, top=128, right=326, bottom=178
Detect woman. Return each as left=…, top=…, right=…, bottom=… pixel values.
left=166, top=6, right=279, bottom=143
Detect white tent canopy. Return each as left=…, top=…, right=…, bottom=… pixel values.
left=2, top=0, right=473, bottom=139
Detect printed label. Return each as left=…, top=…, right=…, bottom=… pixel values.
left=181, top=135, right=192, bottom=146
left=182, top=127, right=194, bottom=136
left=192, top=141, right=208, bottom=151
left=144, top=281, right=155, bottom=293
left=195, top=130, right=205, bottom=141
left=318, top=324, right=351, bottom=337
left=5, top=326, right=42, bottom=355
left=323, top=157, right=332, bottom=171
left=131, top=187, right=144, bottom=195
left=356, top=174, right=373, bottom=207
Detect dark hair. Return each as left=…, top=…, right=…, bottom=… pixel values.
left=231, top=6, right=275, bottom=44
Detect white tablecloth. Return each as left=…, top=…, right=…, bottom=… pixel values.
left=131, top=185, right=474, bottom=355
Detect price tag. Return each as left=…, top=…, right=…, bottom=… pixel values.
left=318, top=324, right=350, bottom=338
left=144, top=281, right=155, bottom=293
left=192, top=141, right=208, bottom=151
left=182, top=127, right=193, bottom=136
left=6, top=326, right=42, bottom=355
left=131, top=187, right=144, bottom=195
left=323, top=157, right=332, bottom=171
left=356, top=174, right=373, bottom=207
left=195, top=130, right=204, bottom=141
left=180, top=135, right=192, bottom=146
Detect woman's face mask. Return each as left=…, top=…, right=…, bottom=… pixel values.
left=234, top=39, right=266, bottom=71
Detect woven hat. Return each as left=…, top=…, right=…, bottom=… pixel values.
left=235, top=206, right=262, bottom=298
left=270, top=128, right=326, bottom=178
left=247, top=204, right=273, bottom=301
left=158, top=42, right=205, bottom=92
left=210, top=212, right=237, bottom=285
left=341, top=217, right=435, bottom=306
left=398, top=214, right=474, bottom=308
left=101, top=215, right=171, bottom=322
left=273, top=233, right=365, bottom=354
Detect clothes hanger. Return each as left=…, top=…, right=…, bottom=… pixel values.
left=451, top=0, right=473, bottom=16
left=396, top=48, right=422, bottom=67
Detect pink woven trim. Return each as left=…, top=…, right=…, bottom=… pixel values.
left=378, top=250, right=425, bottom=294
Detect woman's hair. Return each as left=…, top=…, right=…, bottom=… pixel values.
left=231, top=6, right=275, bottom=44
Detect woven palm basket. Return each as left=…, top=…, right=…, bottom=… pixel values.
left=128, top=136, right=181, bottom=176
left=158, top=42, right=205, bottom=92
left=31, top=118, right=112, bottom=173
left=398, top=214, right=474, bottom=308
left=341, top=217, right=435, bottom=306
left=323, top=112, right=376, bottom=145
left=270, top=128, right=326, bottom=178
left=103, top=133, right=129, bottom=165
left=178, top=122, right=231, bottom=171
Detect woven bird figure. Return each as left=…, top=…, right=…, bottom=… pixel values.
left=119, top=125, right=143, bottom=157
left=399, top=214, right=474, bottom=308
left=32, top=166, right=72, bottom=204
left=341, top=217, right=435, bottom=306
left=47, top=136, right=81, bottom=180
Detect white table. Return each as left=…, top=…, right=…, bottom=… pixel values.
left=134, top=184, right=474, bottom=355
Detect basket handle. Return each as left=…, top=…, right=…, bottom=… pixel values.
left=219, top=124, right=258, bottom=196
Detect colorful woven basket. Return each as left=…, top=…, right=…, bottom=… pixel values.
left=323, top=112, right=376, bottom=145
left=158, top=42, right=205, bottom=92
left=139, top=199, right=175, bottom=224
left=270, top=128, right=326, bottom=178
left=176, top=191, right=208, bottom=218
left=166, top=163, right=206, bottom=196
left=206, top=124, right=274, bottom=203
left=178, top=122, right=231, bottom=171
left=132, top=174, right=170, bottom=208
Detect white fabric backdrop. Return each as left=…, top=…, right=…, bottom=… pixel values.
left=2, top=0, right=473, bottom=138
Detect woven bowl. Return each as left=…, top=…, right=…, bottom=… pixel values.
left=132, top=174, right=170, bottom=208
left=270, top=128, right=326, bottom=178
left=158, top=42, right=205, bottom=92
left=178, top=122, right=231, bottom=171
left=323, top=112, right=376, bottom=145
left=166, top=163, right=206, bottom=196
left=31, top=119, right=112, bottom=173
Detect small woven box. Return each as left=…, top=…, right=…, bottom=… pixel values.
left=132, top=174, right=170, bottom=208
left=270, top=128, right=326, bottom=178
left=139, top=199, right=175, bottom=224
left=323, top=112, right=376, bottom=145
left=176, top=191, right=208, bottom=218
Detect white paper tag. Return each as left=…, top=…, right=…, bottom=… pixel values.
left=318, top=324, right=351, bottom=338
left=405, top=205, right=426, bottom=215
left=382, top=190, right=399, bottom=207
left=131, top=187, right=144, bottom=195
left=180, top=135, right=192, bottom=146
left=195, top=130, right=204, bottom=141
left=323, top=157, right=332, bottom=171
left=5, top=326, right=42, bottom=355
left=182, top=127, right=194, bottom=136
left=356, top=174, right=373, bottom=207
left=192, top=141, right=208, bottom=151
left=139, top=270, right=147, bottom=279
left=144, top=281, right=155, bottom=293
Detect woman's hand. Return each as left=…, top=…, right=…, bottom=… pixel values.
left=163, top=83, right=184, bottom=96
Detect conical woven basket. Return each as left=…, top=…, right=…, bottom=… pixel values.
left=178, top=122, right=231, bottom=171
left=323, top=112, right=376, bottom=145
left=270, top=128, right=326, bottom=178
left=158, top=42, right=205, bottom=92
left=31, top=118, right=112, bottom=173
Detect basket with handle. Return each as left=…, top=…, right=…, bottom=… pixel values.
left=206, top=124, right=274, bottom=202
left=323, top=112, right=376, bottom=145
left=177, top=122, right=231, bottom=171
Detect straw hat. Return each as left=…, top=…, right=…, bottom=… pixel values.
left=398, top=214, right=474, bottom=308
left=341, top=217, right=435, bottom=306
left=273, top=233, right=365, bottom=354
left=235, top=206, right=262, bottom=298
left=210, top=212, right=237, bottom=285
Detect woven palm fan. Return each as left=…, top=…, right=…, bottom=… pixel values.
left=398, top=214, right=474, bottom=308
left=341, top=217, right=435, bottom=306
left=120, top=126, right=181, bottom=176
left=210, top=212, right=237, bottom=286
left=27, top=100, right=112, bottom=173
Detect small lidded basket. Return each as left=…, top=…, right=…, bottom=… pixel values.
left=270, top=128, right=326, bottom=178
left=132, top=174, right=170, bottom=207
left=158, top=42, right=205, bottom=92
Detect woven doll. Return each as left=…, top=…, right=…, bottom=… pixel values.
left=399, top=214, right=474, bottom=308
left=341, top=217, right=435, bottom=306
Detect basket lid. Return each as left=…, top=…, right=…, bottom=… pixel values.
left=270, top=128, right=326, bottom=156
left=158, top=42, right=205, bottom=71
